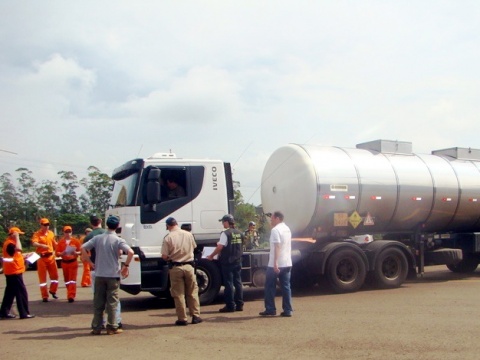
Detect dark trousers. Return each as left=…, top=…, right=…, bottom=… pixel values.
left=221, top=262, right=244, bottom=310
left=0, top=273, right=30, bottom=318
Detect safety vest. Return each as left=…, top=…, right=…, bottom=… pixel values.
left=2, top=238, right=25, bottom=275
left=219, top=228, right=244, bottom=265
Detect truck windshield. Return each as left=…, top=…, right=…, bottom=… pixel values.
left=110, top=173, right=139, bottom=207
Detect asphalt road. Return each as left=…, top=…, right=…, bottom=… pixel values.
left=1, top=265, right=480, bottom=360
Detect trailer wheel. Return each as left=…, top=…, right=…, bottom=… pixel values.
left=371, top=247, right=408, bottom=288
left=196, top=259, right=221, bottom=305
left=326, top=249, right=366, bottom=293
left=447, top=256, right=479, bottom=273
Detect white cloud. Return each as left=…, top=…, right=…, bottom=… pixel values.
left=1, top=1, right=480, bottom=206
left=123, top=66, right=242, bottom=124
left=0, top=54, right=96, bottom=129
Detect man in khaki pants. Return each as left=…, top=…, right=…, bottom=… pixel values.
left=161, top=217, right=202, bottom=326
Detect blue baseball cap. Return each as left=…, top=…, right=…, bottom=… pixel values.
left=106, top=215, right=120, bottom=228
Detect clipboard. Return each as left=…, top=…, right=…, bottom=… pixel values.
left=26, top=252, right=40, bottom=264
left=202, top=246, right=218, bottom=259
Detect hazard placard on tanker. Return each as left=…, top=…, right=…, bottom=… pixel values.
left=364, top=212, right=375, bottom=226
left=349, top=211, right=363, bottom=229
left=334, top=213, right=348, bottom=227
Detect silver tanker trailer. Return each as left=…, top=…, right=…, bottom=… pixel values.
left=261, top=139, right=480, bottom=292
left=105, top=139, right=480, bottom=304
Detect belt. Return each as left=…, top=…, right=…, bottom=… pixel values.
left=40, top=253, right=53, bottom=258
left=62, top=259, right=77, bottom=264
left=171, top=261, right=195, bottom=267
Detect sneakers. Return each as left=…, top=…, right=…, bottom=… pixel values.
left=101, top=323, right=121, bottom=329
left=175, top=320, right=188, bottom=326
left=20, top=314, right=36, bottom=319
left=259, top=310, right=277, bottom=316
left=218, top=306, right=235, bottom=313
left=280, top=312, right=292, bottom=317
left=191, top=316, right=203, bottom=324
left=90, top=329, right=102, bottom=335
left=107, top=328, right=123, bottom=335
left=68, top=298, right=74, bottom=303
left=49, top=291, right=58, bottom=299
left=42, top=298, right=49, bottom=303
left=0, top=313, right=17, bottom=319
left=235, top=305, right=243, bottom=312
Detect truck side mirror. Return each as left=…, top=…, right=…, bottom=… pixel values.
left=146, top=168, right=161, bottom=211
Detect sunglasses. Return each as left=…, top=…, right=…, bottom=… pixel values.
left=65, top=230, right=72, bottom=233
left=42, top=223, right=50, bottom=226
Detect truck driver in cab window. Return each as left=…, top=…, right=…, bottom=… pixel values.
left=163, top=171, right=186, bottom=200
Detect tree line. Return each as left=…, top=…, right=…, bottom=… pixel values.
left=0, top=167, right=267, bottom=247
left=0, top=166, right=112, bottom=245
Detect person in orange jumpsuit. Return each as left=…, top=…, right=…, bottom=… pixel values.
left=55, top=225, right=82, bottom=302
left=31, top=218, right=59, bottom=302
left=80, top=228, right=92, bottom=287
left=0, top=227, right=35, bottom=319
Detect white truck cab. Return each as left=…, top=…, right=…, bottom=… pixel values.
left=106, top=153, right=235, bottom=303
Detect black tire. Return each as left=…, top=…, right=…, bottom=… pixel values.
left=447, top=256, right=479, bottom=273
left=325, top=248, right=366, bottom=293
left=371, top=247, right=408, bottom=289
left=425, top=248, right=462, bottom=266
left=195, top=258, right=221, bottom=305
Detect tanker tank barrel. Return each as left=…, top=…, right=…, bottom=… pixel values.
left=261, top=140, right=480, bottom=238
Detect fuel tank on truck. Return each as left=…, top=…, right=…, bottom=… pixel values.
left=261, top=140, right=480, bottom=238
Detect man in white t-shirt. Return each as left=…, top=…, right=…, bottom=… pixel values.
left=259, top=211, right=293, bottom=317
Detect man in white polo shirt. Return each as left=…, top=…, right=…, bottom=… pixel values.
left=259, top=211, right=293, bottom=317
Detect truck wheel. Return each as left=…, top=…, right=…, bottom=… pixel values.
left=326, top=249, right=366, bottom=293
left=447, top=256, right=479, bottom=273
left=196, top=259, right=221, bottom=305
left=371, top=247, right=408, bottom=289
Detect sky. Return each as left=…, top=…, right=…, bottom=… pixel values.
left=0, top=1, right=479, bottom=205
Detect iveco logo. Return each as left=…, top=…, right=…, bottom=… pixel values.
left=212, top=166, right=218, bottom=190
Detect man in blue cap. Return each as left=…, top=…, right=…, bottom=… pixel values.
left=81, top=215, right=134, bottom=335
left=207, top=214, right=244, bottom=312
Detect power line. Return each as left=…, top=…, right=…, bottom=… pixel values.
left=0, top=149, right=18, bottom=155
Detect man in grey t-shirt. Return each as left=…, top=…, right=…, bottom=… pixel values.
left=81, top=215, right=133, bottom=335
